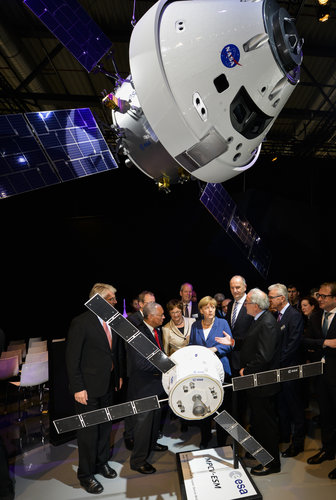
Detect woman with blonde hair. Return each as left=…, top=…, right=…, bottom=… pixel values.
left=189, top=296, right=233, bottom=448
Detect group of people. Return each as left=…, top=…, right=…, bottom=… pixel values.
left=65, top=278, right=336, bottom=494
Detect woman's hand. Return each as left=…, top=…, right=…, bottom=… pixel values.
left=215, top=331, right=235, bottom=346
left=208, top=346, right=218, bottom=353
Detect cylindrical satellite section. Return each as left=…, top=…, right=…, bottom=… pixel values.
left=161, top=346, right=225, bottom=420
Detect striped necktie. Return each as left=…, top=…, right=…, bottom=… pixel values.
left=231, top=301, right=238, bottom=328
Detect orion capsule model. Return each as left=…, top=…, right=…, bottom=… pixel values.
left=111, top=0, right=303, bottom=185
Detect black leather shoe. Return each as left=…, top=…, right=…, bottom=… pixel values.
left=282, top=444, right=304, bottom=458
left=131, top=462, right=156, bottom=474
left=250, top=464, right=281, bottom=476
left=152, top=442, right=168, bottom=452
left=79, top=476, right=104, bottom=494
left=328, top=467, right=336, bottom=480
left=124, top=437, right=134, bottom=450
left=96, top=463, right=117, bottom=479
left=307, top=450, right=335, bottom=464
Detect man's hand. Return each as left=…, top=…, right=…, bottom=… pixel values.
left=74, top=390, right=88, bottom=405
left=239, top=368, right=245, bottom=376
left=324, top=338, right=336, bottom=349
left=115, top=377, right=123, bottom=391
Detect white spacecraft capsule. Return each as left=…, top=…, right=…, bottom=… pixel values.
left=113, top=0, right=302, bottom=184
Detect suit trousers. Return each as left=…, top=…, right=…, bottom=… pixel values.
left=315, top=373, right=336, bottom=454
left=75, top=373, right=115, bottom=479
left=277, top=379, right=305, bottom=446
left=130, top=408, right=161, bottom=468
left=247, top=392, right=280, bottom=467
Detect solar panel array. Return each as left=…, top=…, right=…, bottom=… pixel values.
left=200, top=182, right=271, bottom=278
left=0, top=108, right=117, bottom=198
left=54, top=395, right=161, bottom=434
left=85, top=294, right=176, bottom=373
left=23, top=0, right=112, bottom=72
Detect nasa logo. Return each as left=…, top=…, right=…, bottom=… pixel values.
left=221, top=44, right=241, bottom=68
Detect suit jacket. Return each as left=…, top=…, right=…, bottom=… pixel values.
left=226, top=299, right=253, bottom=371
left=278, top=304, right=304, bottom=367
left=240, top=310, right=282, bottom=397
left=66, top=310, right=124, bottom=398
left=304, top=310, right=336, bottom=383
left=189, top=317, right=232, bottom=376
left=183, top=301, right=200, bottom=320
left=126, top=321, right=165, bottom=400
left=162, top=317, right=195, bottom=356
left=127, top=310, right=144, bottom=328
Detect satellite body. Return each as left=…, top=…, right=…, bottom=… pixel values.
left=113, top=0, right=302, bottom=183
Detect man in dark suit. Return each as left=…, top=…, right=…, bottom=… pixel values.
left=305, top=282, right=336, bottom=480
left=124, top=290, right=156, bottom=450
left=268, top=283, right=305, bottom=458
left=180, top=282, right=199, bottom=319
left=127, top=290, right=155, bottom=328
left=127, top=302, right=168, bottom=474
left=66, top=283, right=125, bottom=494
left=226, top=275, right=253, bottom=376
left=240, top=288, right=282, bottom=476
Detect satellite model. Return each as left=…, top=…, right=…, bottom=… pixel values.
left=54, top=294, right=322, bottom=469
left=1, top=0, right=303, bottom=279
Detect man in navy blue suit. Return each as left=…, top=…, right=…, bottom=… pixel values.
left=127, top=302, right=168, bottom=474
left=268, top=283, right=305, bottom=457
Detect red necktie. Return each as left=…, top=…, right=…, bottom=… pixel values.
left=103, top=321, right=112, bottom=349
left=153, top=328, right=162, bottom=350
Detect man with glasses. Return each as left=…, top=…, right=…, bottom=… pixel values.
left=128, top=290, right=156, bottom=327
left=239, top=288, right=282, bottom=476
left=305, top=282, right=336, bottom=480
left=127, top=302, right=168, bottom=474
left=66, top=283, right=124, bottom=494
left=268, top=283, right=305, bottom=458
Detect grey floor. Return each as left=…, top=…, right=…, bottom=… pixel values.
left=5, top=410, right=336, bottom=500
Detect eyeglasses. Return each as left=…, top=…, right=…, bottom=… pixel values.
left=106, top=296, right=117, bottom=303
left=268, top=295, right=282, bottom=300
left=316, top=293, right=334, bottom=299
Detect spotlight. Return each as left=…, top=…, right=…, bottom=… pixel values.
left=317, top=0, right=331, bottom=22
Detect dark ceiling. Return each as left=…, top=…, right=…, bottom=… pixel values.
left=0, top=1, right=335, bottom=340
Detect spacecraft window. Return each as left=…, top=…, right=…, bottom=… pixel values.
left=213, top=74, right=229, bottom=93
left=230, top=87, right=272, bottom=140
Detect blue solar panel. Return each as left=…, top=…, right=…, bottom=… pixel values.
left=23, top=0, right=112, bottom=72
left=200, top=183, right=271, bottom=278
left=0, top=108, right=117, bottom=198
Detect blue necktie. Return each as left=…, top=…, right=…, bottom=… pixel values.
left=322, top=312, right=331, bottom=337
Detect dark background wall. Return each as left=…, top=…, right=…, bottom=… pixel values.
left=1, top=156, right=334, bottom=342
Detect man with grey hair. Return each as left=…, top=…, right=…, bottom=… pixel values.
left=127, top=302, right=168, bottom=474
left=268, top=283, right=305, bottom=458
left=180, top=282, right=199, bottom=318
left=66, top=283, right=124, bottom=494
left=226, top=275, right=253, bottom=375
left=239, top=288, right=282, bottom=476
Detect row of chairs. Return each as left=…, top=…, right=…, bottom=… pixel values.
left=0, top=337, right=49, bottom=419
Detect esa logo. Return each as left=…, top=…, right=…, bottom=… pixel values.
left=229, top=470, right=248, bottom=495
